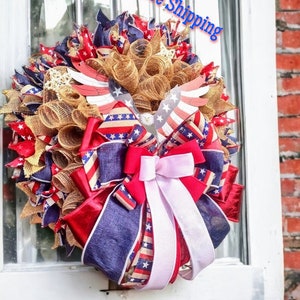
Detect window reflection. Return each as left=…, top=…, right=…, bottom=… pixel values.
left=31, top=0, right=112, bottom=53
left=3, top=126, right=17, bottom=263
left=31, top=0, right=75, bottom=53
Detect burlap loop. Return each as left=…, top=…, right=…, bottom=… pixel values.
left=52, top=163, right=81, bottom=193
left=128, top=39, right=153, bottom=70
left=170, top=61, right=203, bottom=88
left=132, top=94, right=152, bottom=113
left=86, top=55, right=106, bottom=73
left=62, top=189, right=84, bottom=216
left=135, top=74, right=170, bottom=112
left=52, top=147, right=74, bottom=169
left=58, top=85, right=86, bottom=107
left=25, top=115, right=57, bottom=137
left=71, top=102, right=101, bottom=129
left=139, top=55, right=174, bottom=82
left=73, top=153, right=83, bottom=164
left=57, top=124, right=84, bottom=151
left=38, top=100, right=74, bottom=129
left=106, top=52, right=139, bottom=94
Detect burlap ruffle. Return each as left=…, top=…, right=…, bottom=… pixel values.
left=52, top=147, right=75, bottom=169
left=58, top=85, right=86, bottom=107
left=71, top=101, right=101, bottom=129
left=25, top=114, right=57, bottom=137
left=128, top=39, right=153, bottom=70
left=52, top=162, right=82, bottom=194
left=38, top=100, right=74, bottom=129
left=57, top=124, right=84, bottom=151
left=62, top=189, right=84, bottom=216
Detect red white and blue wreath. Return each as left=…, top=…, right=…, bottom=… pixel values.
left=1, top=9, right=243, bottom=290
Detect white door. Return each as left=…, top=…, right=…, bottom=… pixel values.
left=0, top=1, right=283, bottom=299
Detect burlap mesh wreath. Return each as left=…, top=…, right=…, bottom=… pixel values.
left=1, top=9, right=243, bottom=290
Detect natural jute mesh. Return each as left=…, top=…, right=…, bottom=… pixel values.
left=58, top=85, right=86, bottom=107
left=25, top=114, right=57, bottom=137
left=52, top=147, right=75, bottom=169
left=57, top=124, right=84, bottom=151
left=52, top=163, right=82, bottom=193
left=128, top=39, right=153, bottom=70
left=72, top=102, right=101, bottom=129
left=38, top=100, right=74, bottom=129
left=62, top=189, right=84, bottom=216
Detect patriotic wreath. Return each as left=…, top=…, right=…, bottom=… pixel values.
left=1, top=10, right=243, bottom=290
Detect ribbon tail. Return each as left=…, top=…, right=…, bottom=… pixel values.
left=139, top=180, right=177, bottom=290
left=157, top=177, right=215, bottom=280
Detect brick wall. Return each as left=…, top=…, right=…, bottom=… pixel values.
left=276, top=0, right=300, bottom=299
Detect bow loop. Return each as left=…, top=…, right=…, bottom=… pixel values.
left=139, top=156, right=159, bottom=181
left=121, top=140, right=206, bottom=207
left=139, top=153, right=194, bottom=181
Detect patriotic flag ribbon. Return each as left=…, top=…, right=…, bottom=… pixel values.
left=7, top=121, right=36, bottom=165
left=122, top=204, right=154, bottom=287
left=79, top=103, right=148, bottom=192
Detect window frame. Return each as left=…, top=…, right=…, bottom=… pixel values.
left=0, top=0, right=283, bottom=299
left=239, top=1, right=284, bottom=298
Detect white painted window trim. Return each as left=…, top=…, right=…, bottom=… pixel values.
left=239, top=1, right=284, bottom=299
left=0, top=1, right=283, bottom=299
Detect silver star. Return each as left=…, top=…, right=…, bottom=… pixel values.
left=113, top=87, right=123, bottom=97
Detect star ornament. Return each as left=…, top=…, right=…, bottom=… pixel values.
left=157, top=42, right=175, bottom=61
left=202, top=79, right=236, bottom=117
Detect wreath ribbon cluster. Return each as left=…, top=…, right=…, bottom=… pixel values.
left=1, top=9, right=243, bottom=289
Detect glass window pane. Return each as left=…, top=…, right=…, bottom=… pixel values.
left=31, top=0, right=75, bottom=53
left=2, top=126, right=17, bottom=264
left=217, top=0, right=247, bottom=263
left=83, top=0, right=111, bottom=29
